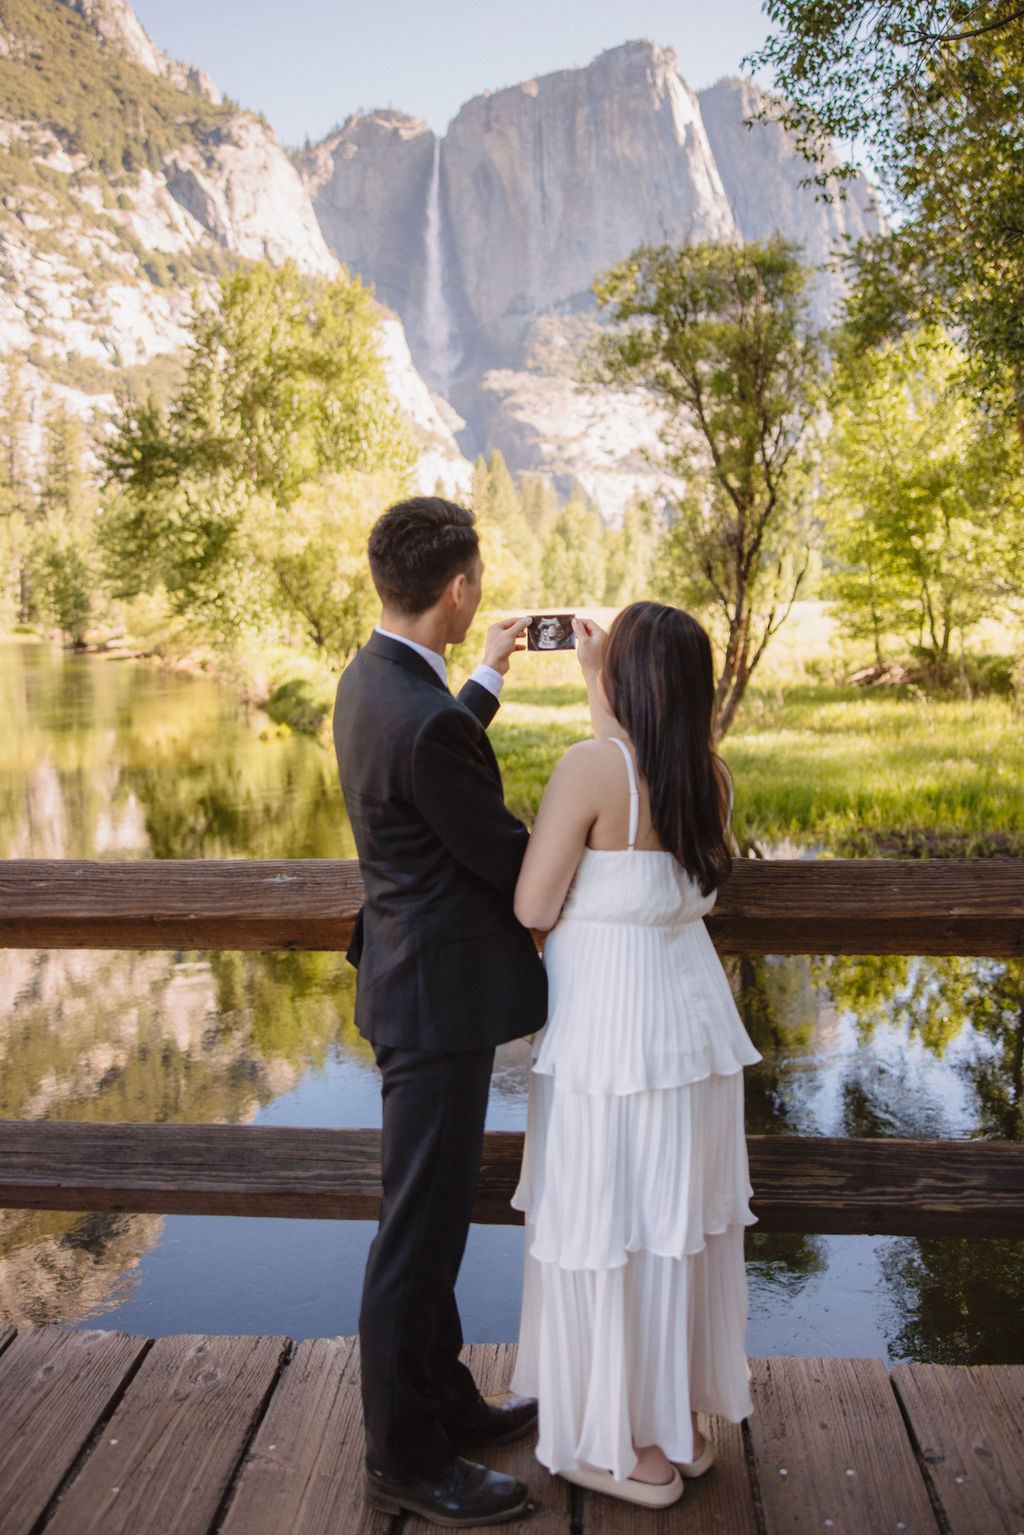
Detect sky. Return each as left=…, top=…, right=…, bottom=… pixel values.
left=129, top=0, right=774, bottom=148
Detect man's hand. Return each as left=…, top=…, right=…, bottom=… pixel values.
left=483, top=616, right=531, bottom=675
left=573, top=616, right=607, bottom=676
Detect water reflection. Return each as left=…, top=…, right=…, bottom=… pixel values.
left=732, top=950, right=1024, bottom=1364
left=1, top=642, right=1022, bottom=1361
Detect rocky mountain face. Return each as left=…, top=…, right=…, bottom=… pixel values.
left=300, top=41, right=883, bottom=516
left=440, top=43, right=736, bottom=382
left=0, top=0, right=469, bottom=492
left=3, top=10, right=882, bottom=518
left=60, top=0, right=221, bottom=101
left=698, top=76, right=878, bottom=309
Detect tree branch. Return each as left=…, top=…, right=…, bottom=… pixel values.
left=928, top=4, right=1024, bottom=42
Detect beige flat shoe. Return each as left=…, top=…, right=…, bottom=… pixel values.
left=675, top=1438, right=716, bottom=1478
left=561, top=1463, right=684, bottom=1508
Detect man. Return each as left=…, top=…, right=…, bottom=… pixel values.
left=333, top=496, right=548, bottom=1527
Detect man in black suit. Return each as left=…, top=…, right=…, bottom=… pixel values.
left=333, top=497, right=548, bottom=1527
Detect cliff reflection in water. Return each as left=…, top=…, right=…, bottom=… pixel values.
left=1, top=642, right=1022, bottom=1360
left=0, top=641, right=368, bottom=1324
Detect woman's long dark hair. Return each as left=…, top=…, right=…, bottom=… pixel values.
left=601, top=602, right=730, bottom=895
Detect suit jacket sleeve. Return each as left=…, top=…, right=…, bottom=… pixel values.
left=411, top=705, right=528, bottom=902
left=457, top=677, right=500, bottom=729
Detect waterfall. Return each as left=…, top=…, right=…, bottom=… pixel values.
left=422, top=138, right=457, bottom=395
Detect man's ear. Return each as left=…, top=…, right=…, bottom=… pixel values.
left=447, top=570, right=468, bottom=610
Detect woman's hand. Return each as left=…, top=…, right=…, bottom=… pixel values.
left=573, top=616, right=606, bottom=675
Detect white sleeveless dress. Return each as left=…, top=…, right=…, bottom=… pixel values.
left=510, top=738, right=761, bottom=1479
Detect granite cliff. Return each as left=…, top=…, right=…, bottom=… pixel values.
left=3, top=9, right=882, bottom=517
left=0, top=0, right=469, bottom=492
left=300, top=41, right=882, bottom=514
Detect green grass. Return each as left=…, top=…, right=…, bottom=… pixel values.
left=723, top=685, right=1024, bottom=855
left=490, top=676, right=1024, bottom=855
left=207, top=600, right=1023, bottom=857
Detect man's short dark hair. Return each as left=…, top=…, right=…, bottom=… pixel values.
left=368, top=497, right=480, bottom=615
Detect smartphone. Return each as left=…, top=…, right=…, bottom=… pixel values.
left=527, top=614, right=576, bottom=650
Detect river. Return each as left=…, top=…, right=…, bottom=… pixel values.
left=1, top=641, right=1021, bottom=1363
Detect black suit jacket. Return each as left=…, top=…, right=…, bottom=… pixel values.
left=333, top=632, right=547, bottom=1051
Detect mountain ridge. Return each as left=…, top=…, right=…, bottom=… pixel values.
left=0, top=10, right=881, bottom=517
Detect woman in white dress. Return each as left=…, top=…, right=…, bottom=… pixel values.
left=510, top=602, right=760, bottom=1510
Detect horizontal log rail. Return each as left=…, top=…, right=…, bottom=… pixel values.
left=2, top=860, right=1022, bottom=1246
left=0, top=1121, right=1022, bottom=1238
left=1, top=856, right=1023, bottom=955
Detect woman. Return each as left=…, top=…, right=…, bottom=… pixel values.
left=510, top=602, right=760, bottom=1509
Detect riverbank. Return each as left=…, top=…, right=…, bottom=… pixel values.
left=491, top=675, right=1024, bottom=855
left=10, top=609, right=1022, bottom=856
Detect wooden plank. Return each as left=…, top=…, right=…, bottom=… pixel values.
left=0, top=859, right=363, bottom=952
left=746, top=1136, right=1024, bottom=1239
left=0, top=1328, right=150, bottom=1535
left=1, top=857, right=1022, bottom=957
left=2, top=1121, right=1023, bottom=1238
left=44, top=1333, right=289, bottom=1535
left=0, top=1121, right=385, bottom=1222
left=220, top=1336, right=396, bottom=1535
left=747, top=1357, right=939, bottom=1534
left=709, top=858, right=1024, bottom=957
left=0, top=1321, right=16, bottom=1356
left=580, top=1416, right=758, bottom=1534
left=891, top=1363, right=1024, bottom=1535
left=403, top=1342, right=571, bottom=1535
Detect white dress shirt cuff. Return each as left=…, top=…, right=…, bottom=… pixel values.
left=469, top=664, right=504, bottom=699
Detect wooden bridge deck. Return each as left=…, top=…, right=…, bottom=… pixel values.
left=1, top=1328, right=1021, bottom=1535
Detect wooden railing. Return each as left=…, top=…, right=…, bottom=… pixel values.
left=1, top=857, right=1023, bottom=1239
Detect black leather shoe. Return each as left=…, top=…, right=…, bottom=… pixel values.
left=448, top=1392, right=539, bottom=1451
left=364, top=1456, right=530, bottom=1527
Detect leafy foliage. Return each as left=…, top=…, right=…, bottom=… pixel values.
left=588, top=238, right=826, bottom=739
left=247, top=470, right=405, bottom=668
left=100, top=263, right=416, bottom=641
left=26, top=404, right=98, bottom=645
left=749, top=3, right=1024, bottom=437
left=823, top=328, right=1024, bottom=665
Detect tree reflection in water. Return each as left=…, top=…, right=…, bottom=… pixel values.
left=3, top=643, right=1023, bottom=1359
left=731, top=951, right=1024, bottom=1363
left=0, top=642, right=370, bottom=1325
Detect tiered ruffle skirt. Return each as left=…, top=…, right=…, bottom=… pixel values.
left=510, top=861, right=761, bottom=1480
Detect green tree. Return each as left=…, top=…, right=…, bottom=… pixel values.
left=602, top=498, right=661, bottom=605
left=539, top=485, right=607, bottom=607
left=30, top=403, right=98, bottom=645
left=520, top=474, right=560, bottom=537
left=823, top=329, right=1023, bottom=667
left=101, top=263, right=415, bottom=641
left=247, top=469, right=402, bottom=666
left=32, top=530, right=94, bottom=645
left=0, top=358, right=35, bottom=624
left=471, top=452, right=539, bottom=604
left=749, top=4, right=1024, bottom=444
left=589, top=239, right=825, bottom=740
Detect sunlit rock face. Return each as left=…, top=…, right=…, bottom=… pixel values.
left=0, top=0, right=468, bottom=493
left=441, top=42, right=737, bottom=380
left=475, top=370, right=682, bottom=524
left=58, top=0, right=222, bottom=100
left=697, top=77, right=885, bottom=323
left=295, top=41, right=883, bottom=514
left=162, top=114, right=337, bottom=275
left=295, top=112, right=437, bottom=358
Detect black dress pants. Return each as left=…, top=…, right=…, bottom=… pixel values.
left=360, top=1044, right=494, bottom=1477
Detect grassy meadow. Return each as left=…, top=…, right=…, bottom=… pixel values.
left=477, top=604, right=1024, bottom=856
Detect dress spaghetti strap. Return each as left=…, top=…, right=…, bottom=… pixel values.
left=608, top=736, right=640, bottom=850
